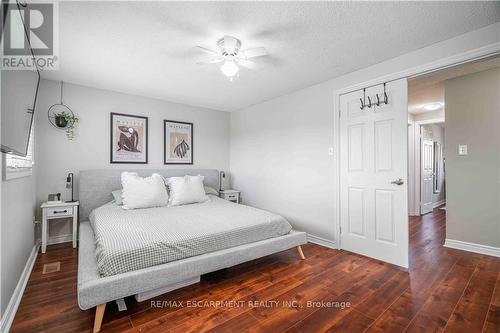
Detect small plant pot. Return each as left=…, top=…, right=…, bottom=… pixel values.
left=55, top=116, right=68, bottom=128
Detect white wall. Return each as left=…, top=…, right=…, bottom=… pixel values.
left=230, top=23, right=500, bottom=243
left=34, top=80, right=230, bottom=241
left=1, top=176, right=35, bottom=314
left=445, top=68, right=500, bottom=247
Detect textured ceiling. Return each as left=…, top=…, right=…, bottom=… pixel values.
left=41, top=1, right=500, bottom=111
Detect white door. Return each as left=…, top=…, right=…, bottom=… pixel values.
left=339, top=79, right=409, bottom=268
left=420, top=137, right=434, bottom=215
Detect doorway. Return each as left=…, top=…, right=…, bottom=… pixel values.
left=337, top=53, right=500, bottom=269
left=406, top=55, right=500, bottom=256
left=408, top=79, right=446, bottom=217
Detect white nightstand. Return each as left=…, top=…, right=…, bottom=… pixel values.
left=219, top=190, right=241, bottom=204
left=41, top=201, right=79, bottom=253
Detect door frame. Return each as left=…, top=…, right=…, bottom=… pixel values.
left=333, top=43, right=500, bottom=252
left=409, top=117, right=446, bottom=216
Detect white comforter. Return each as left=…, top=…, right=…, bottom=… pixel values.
left=89, top=196, right=292, bottom=277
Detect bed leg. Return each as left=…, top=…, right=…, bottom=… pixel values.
left=297, top=246, right=305, bottom=260
left=93, top=303, right=106, bottom=333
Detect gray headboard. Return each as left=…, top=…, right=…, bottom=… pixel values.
left=78, top=169, right=219, bottom=221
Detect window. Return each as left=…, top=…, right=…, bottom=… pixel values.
left=3, top=126, right=34, bottom=180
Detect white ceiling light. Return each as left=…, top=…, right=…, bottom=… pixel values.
left=196, top=35, right=268, bottom=80
left=423, top=102, right=443, bottom=111
left=220, top=60, right=239, bottom=78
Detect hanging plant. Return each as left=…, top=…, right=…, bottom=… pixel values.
left=48, top=81, right=79, bottom=140
left=54, top=111, right=79, bottom=140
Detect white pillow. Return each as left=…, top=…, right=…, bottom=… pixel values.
left=204, top=186, right=219, bottom=196
left=121, top=172, right=169, bottom=209
left=167, top=175, right=208, bottom=206
left=111, top=190, right=123, bottom=205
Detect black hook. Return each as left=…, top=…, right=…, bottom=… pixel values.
left=383, top=83, right=389, bottom=104
left=375, top=94, right=380, bottom=106
left=360, top=88, right=366, bottom=110
left=367, top=95, right=372, bottom=108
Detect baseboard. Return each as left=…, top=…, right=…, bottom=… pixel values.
left=444, top=239, right=500, bottom=258
left=0, top=244, right=39, bottom=333
left=48, top=234, right=72, bottom=245
left=307, top=234, right=337, bottom=249
left=409, top=210, right=420, bottom=217
left=433, top=200, right=445, bottom=208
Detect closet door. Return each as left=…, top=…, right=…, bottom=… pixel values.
left=339, top=79, right=409, bottom=268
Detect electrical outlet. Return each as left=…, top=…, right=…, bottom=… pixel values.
left=328, top=147, right=334, bottom=156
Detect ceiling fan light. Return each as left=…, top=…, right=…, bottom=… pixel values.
left=220, top=60, right=239, bottom=77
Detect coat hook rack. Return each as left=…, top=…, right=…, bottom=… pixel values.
left=360, top=82, right=389, bottom=110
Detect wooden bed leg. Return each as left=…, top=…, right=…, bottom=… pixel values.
left=297, top=246, right=305, bottom=260
left=93, top=303, right=106, bottom=333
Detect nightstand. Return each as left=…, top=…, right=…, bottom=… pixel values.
left=41, top=201, right=79, bottom=253
left=219, top=190, right=241, bottom=204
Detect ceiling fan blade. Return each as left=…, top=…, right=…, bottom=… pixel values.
left=196, top=57, right=224, bottom=65
left=241, top=47, right=268, bottom=59
left=195, top=46, right=219, bottom=56
left=237, top=59, right=259, bottom=70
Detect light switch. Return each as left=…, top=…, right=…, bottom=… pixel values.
left=458, top=144, right=468, bottom=156
left=328, top=147, right=334, bottom=156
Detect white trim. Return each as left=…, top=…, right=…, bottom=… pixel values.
left=334, top=41, right=500, bottom=256
left=444, top=239, right=500, bottom=258
left=433, top=200, right=445, bottom=209
left=333, top=90, right=341, bottom=250
left=0, top=244, right=39, bottom=333
left=337, top=42, right=500, bottom=96
left=307, top=234, right=336, bottom=249
left=414, top=117, right=445, bottom=125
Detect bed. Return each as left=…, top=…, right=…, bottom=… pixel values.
left=77, top=169, right=307, bottom=332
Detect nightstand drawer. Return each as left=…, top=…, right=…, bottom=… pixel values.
left=224, top=194, right=238, bottom=200
left=46, top=207, right=73, bottom=217
left=220, top=191, right=240, bottom=203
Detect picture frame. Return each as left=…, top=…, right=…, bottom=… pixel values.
left=110, top=112, right=148, bottom=164
left=164, top=120, right=193, bottom=165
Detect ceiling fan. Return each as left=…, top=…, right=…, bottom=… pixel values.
left=196, top=35, right=268, bottom=80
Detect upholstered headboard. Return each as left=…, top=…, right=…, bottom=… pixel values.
left=78, top=169, right=219, bottom=221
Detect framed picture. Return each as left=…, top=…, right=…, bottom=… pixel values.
left=110, top=113, right=148, bottom=164
left=164, top=120, right=193, bottom=165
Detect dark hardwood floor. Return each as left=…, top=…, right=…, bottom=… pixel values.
left=11, top=208, right=500, bottom=332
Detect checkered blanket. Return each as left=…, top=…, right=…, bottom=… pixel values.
left=89, top=196, right=292, bottom=277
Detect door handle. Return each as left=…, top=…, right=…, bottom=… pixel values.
left=391, top=178, right=404, bottom=185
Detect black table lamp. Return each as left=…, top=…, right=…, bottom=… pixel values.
left=219, top=171, right=226, bottom=191
left=66, top=173, right=75, bottom=202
